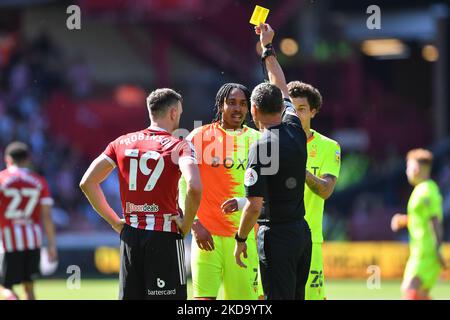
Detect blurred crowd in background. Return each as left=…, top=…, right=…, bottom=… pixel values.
left=0, top=31, right=103, bottom=231
left=0, top=0, right=449, bottom=240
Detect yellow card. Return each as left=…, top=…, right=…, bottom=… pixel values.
left=249, top=5, right=270, bottom=25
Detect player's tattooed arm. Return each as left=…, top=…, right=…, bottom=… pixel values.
left=305, top=171, right=337, bottom=200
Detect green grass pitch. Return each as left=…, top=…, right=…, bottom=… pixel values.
left=12, top=278, right=450, bottom=300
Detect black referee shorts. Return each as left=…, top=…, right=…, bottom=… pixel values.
left=0, top=249, right=41, bottom=289
left=119, top=224, right=187, bottom=300
left=257, top=219, right=312, bottom=300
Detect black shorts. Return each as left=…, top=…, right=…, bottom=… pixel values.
left=257, top=219, right=312, bottom=300
left=0, top=249, right=41, bottom=289
left=119, top=224, right=187, bottom=300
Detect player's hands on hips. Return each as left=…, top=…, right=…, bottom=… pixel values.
left=234, top=242, right=248, bottom=268
left=391, top=213, right=407, bottom=232
left=255, top=23, right=275, bottom=47
left=170, top=215, right=190, bottom=238
left=192, top=220, right=215, bottom=251
left=112, top=218, right=126, bottom=235
left=221, top=198, right=239, bottom=214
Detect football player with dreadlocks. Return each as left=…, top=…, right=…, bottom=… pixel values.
left=179, top=83, right=263, bottom=299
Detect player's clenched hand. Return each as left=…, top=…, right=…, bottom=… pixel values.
left=234, top=242, right=248, bottom=268
left=221, top=199, right=239, bottom=214
left=391, top=213, right=407, bottom=232
left=390, top=214, right=400, bottom=232
left=112, top=218, right=126, bottom=235
left=192, top=220, right=215, bottom=251
left=255, top=23, right=275, bottom=47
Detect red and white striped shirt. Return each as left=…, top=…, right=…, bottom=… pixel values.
left=0, top=166, right=53, bottom=253
left=103, top=126, right=196, bottom=233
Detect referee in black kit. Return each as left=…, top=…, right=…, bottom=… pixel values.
left=234, top=23, right=312, bottom=300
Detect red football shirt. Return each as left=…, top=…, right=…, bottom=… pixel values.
left=0, top=166, right=53, bottom=253
left=102, top=127, right=196, bottom=233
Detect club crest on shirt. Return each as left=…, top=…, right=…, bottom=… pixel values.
left=335, top=150, right=341, bottom=163
left=309, top=145, right=317, bottom=158
left=244, top=168, right=258, bottom=187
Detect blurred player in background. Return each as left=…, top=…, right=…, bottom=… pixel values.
left=391, top=148, right=445, bottom=300
left=178, top=83, right=263, bottom=299
left=80, top=88, right=202, bottom=300
left=0, top=142, right=57, bottom=300
left=287, top=81, right=341, bottom=300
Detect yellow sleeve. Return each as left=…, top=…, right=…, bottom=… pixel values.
left=422, top=184, right=443, bottom=220
left=321, top=141, right=341, bottom=178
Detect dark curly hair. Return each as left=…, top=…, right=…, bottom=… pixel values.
left=212, top=83, right=250, bottom=125
left=287, top=81, right=323, bottom=113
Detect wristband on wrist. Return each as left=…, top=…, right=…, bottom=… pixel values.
left=262, top=46, right=276, bottom=59
left=234, top=197, right=247, bottom=211
left=260, top=43, right=275, bottom=81
left=235, top=232, right=247, bottom=243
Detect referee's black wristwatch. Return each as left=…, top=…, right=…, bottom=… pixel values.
left=235, top=232, right=247, bottom=243
left=261, top=43, right=276, bottom=59
left=261, top=43, right=276, bottom=82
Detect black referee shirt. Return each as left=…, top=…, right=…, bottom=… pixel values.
left=244, top=99, right=307, bottom=224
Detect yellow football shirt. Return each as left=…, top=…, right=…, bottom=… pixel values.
left=304, top=129, right=341, bottom=243
left=407, top=179, right=443, bottom=257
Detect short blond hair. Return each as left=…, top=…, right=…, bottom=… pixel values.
left=406, top=148, right=433, bottom=166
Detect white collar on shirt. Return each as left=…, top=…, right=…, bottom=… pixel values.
left=148, top=125, right=169, bottom=133
left=8, top=165, right=30, bottom=173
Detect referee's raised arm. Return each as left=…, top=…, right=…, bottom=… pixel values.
left=257, top=23, right=301, bottom=127
left=235, top=23, right=311, bottom=300
left=256, top=23, right=290, bottom=99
